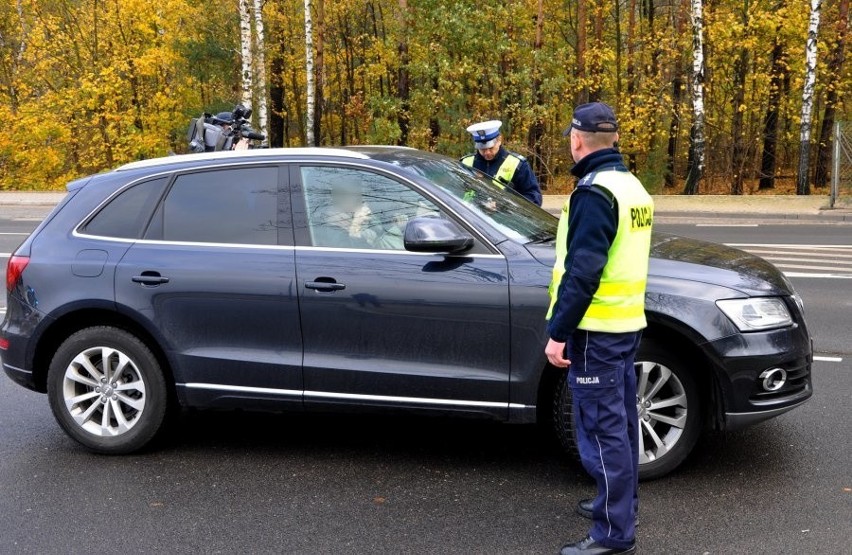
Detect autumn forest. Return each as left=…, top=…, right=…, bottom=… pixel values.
left=0, top=0, right=844, bottom=194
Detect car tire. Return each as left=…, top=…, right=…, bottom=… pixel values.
left=552, top=370, right=578, bottom=460
left=552, top=337, right=702, bottom=480
left=47, top=326, right=169, bottom=454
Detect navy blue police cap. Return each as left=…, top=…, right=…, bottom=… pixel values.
left=562, top=102, right=619, bottom=136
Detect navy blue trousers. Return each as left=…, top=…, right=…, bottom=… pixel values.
left=567, top=329, right=641, bottom=550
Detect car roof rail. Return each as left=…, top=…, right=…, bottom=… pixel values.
left=115, top=148, right=370, bottom=172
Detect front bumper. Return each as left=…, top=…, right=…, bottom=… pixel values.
left=705, top=321, right=813, bottom=431
left=725, top=397, right=811, bottom=430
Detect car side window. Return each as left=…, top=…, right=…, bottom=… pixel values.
left=300, top=166, right=439, bottom=250
left=160, top=167, right=278, bottom=245
left=82, top=177, right=169, bottom=239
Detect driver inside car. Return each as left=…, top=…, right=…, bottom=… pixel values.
left=315, top=182, right=382, bottom=248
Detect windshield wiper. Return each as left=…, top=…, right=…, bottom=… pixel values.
left=528, top=232, right=556, bottom=244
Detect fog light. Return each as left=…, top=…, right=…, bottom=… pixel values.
left=759, top=368, right=787, bottom=392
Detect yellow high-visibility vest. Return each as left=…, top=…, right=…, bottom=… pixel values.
left=461, top=153, right=523, bottom=186
left=547, top=170, right=654, bottom=332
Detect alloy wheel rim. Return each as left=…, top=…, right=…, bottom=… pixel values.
left=635, top=361, right=688, bottom=465
left=62, top=346, right=146, bottom=437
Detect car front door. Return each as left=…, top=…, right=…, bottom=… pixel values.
left=114, top=165, right=303, bottom=409
left=291, top=164, right=512, bottom=417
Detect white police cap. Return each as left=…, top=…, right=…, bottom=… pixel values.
left=466, top=120, right=502, bottom=149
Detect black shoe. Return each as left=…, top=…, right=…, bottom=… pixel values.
left=576, top=499, right=639, bottom=527
left=559, top=535, right=636, bottom=555
left=576, top=498, right=594, bottom=519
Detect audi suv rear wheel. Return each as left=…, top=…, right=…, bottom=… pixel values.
left=47, top=327, right=169, bottom=454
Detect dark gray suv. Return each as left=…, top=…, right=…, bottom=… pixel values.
left=0, top=147, right=813, bottom=479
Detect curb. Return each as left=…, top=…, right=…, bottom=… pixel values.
left=0, top=192, right=66, bottom=206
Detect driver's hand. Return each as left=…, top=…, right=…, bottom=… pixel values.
left=350, top=205, right=372, bottom=236
left=392, top=214, right=408, bottom=228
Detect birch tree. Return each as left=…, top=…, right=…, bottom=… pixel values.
left=314, top=0, right=324, bottom=144
left=304, top=0, right=315, bottom=146
left=252, top=0, right=268, bottom=142
left=796, top=0, right=822, bottom=195
left=683, top=0, right=705, bottom=195
left=239, top=0, right=253, bottom=108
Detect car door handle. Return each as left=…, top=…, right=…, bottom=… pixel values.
left=132, top=272, right=170, bottom=286
left=305, top=278, right=345, bottom=292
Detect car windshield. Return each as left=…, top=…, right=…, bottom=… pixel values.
left=392, top=156, right=558, bottom=243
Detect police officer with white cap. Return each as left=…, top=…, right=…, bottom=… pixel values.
left=545, top=102, right=654, bottom=555
left=461, top=120, right=542, bottom=205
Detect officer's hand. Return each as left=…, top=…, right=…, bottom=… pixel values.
left=545, top=338, right=571, bottom=368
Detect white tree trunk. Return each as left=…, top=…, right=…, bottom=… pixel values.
left=16, top=0, right=27, bottom=61
left=797, top=0, right=823, bottom=194
left=304, top=0, right=316, bottom=146
left=684, top=0, right=705, bottom=194
left=252, top=0, right=268, bottom=143
left=239, top=0, right=253, bottom=109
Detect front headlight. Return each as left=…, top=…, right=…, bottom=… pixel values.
left=716, top=297, right=793, bottom=332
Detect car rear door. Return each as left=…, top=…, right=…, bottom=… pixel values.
left=114, top=164, right=303, bottom=409
left=290, top=163, right=512, bottom=418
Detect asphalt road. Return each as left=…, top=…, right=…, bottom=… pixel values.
left=0, top=209, right=850, bottom=553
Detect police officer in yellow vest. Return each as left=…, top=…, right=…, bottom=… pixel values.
left=461, top=120, right=542, bottom=205
left=545, top=103, right=653, bottom=555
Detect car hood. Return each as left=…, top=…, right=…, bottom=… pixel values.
left=525, top=231, right=794, bottom=297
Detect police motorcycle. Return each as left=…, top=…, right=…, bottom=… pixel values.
left=186, top=104, right=266, bottom=152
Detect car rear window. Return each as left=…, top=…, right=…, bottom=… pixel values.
left=81, top=177, right=169, bottom=239
left=159, top=167, right=279, bottom=245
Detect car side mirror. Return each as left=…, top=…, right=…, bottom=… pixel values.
left=404, top=216, right=474, bottom=254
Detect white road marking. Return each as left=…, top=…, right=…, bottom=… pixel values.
left=744, top=250, right=852, bottom=260
left=783, top=272, right=852, bottom=279
left=696, top=224, right=760, bottom=227
left=770, top=260, right=852, bottom=275
left=0, top=253, right=10, bottom=257
left=769, top=257, right=852, bottom=267
left=0, top=232, right=28, bottom=235
left=725, top=244, right=852, bottom=279
left=725, top=243, right=852, bottom=249
left=814, top=356, right=843, bottom=362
